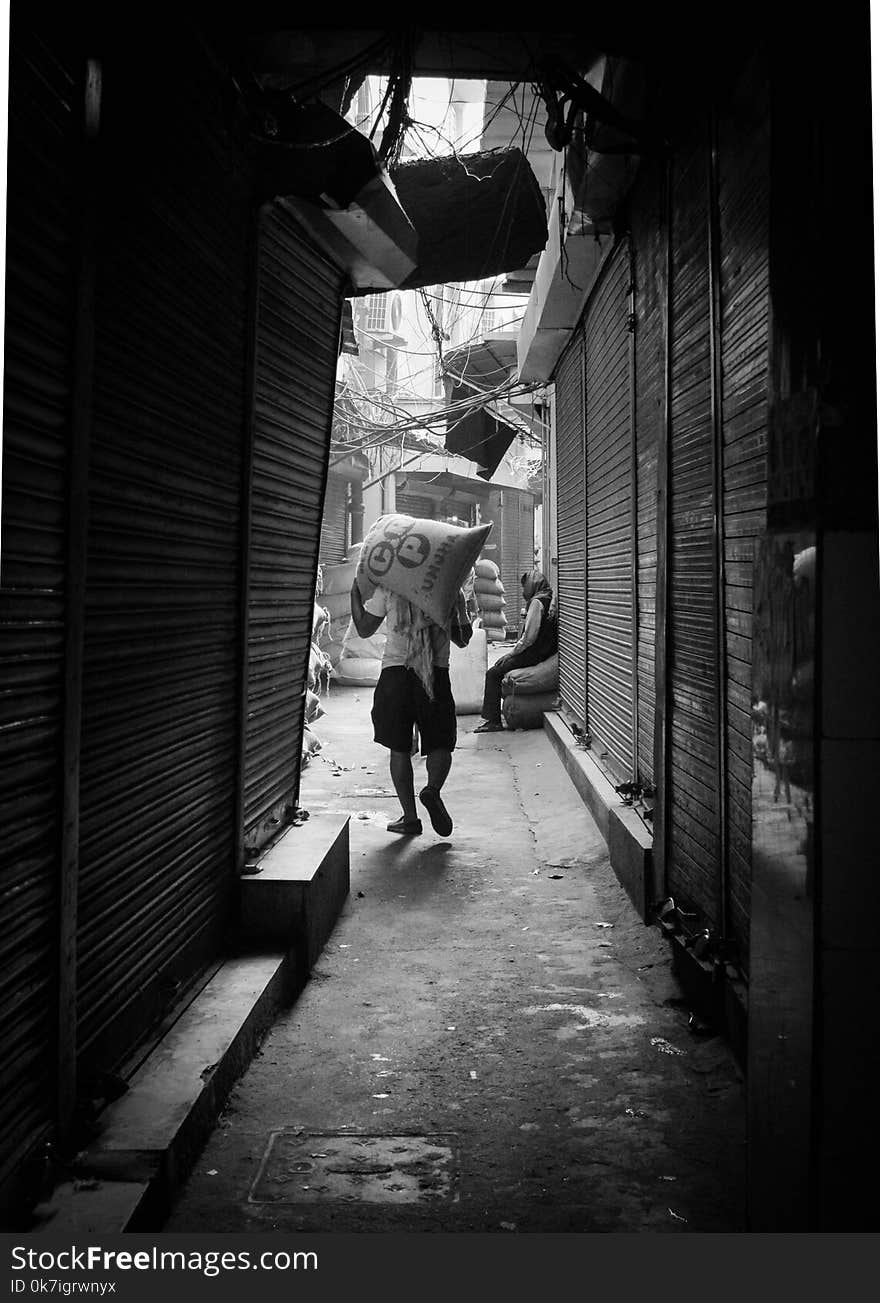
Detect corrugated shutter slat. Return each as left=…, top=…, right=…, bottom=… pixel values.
left=244, top=207, right=344, bottom=848
left=0, top=20, right=76, bottom=1189
left=77, top=30, right=250, bottom=1077
left=718, top=65, right=770, bottom=971
left=553, top=331, right=586, bottom=724
left=667, top=136, right=721, bottom=929
left=585, top=241, right=634, bottom=779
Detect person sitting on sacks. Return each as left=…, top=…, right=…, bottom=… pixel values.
left=474, top=569, right=558, bottom=733
left=350, top=577, right=473, bottom=837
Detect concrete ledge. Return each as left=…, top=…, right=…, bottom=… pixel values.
left=544, top=711, right=653, bottom=921
left=545, top=711, right=748, bottom=1062
left=608, top=804, right=653, bottom=923
left=30, top=816, right=351, bottom=1234
left=33, top=951, right=297, bottom=1233
left=543, top=711, right=616, bottom=843
left=239, top=813, right=350, bottom=975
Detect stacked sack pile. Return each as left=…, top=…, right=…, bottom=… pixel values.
left=501, top=652, right=561, bottom=730
left=303, top=601, right=331, bottom=767
left=473, top=557, right=508, bottom=642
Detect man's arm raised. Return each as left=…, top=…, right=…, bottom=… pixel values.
left=350, top=578, right=384, bottom=638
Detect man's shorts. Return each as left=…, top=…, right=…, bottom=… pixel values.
left=371, top=666, right=457, bottom=755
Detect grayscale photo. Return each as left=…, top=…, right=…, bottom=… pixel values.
left=0, top=4, right=877, bottom=1271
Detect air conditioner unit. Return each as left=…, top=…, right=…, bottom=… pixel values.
left=363, top=292, right=403, bottom=335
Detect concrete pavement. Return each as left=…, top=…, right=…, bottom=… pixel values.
left=164, top=685, right=745, bottom=1232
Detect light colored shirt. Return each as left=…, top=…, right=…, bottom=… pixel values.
left=364, top=587, right=451, bottom=669
left=510, top=596, right=543, bottom=656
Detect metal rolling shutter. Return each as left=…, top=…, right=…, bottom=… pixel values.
left=395, top=491, right=436, bottom=520
left=319, top=476, right=349, bottom=565
left=77, top=32, right=250, bottom=1078
left=519, top=496, right=536, bottom=582
left=631, top=167, right=664, bottom=788
left=667, top=133, right=721, bottom=930
left=500, top=490, right=523, bottom=633
left=244, top=207, right=344, bottom=850
left=718, top=62, right=770, bottom=971
left=553, top=329, right=587, bottom=725
left=585, top=241, right=634, bottom=779
left=0, top=20, right=75, bottom=1187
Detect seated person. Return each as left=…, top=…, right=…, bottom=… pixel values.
left=474, top=569, right=557, bottom=733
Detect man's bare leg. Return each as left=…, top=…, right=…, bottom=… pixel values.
left=420, top=748, right=453, bottom=836
left=389, top=749, right=419, bottom=822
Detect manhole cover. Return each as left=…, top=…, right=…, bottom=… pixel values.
left=250, top=1132, right=458, bottom=1205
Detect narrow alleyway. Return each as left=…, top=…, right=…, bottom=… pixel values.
left=165, top=686, right=745, bottom=1233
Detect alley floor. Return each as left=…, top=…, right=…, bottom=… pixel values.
left=164, top=685, right=746, bottom=1233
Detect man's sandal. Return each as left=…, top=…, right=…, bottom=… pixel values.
left=387, top=817, right=423, bottom=835
left=419, top=786, right=453, bottom=837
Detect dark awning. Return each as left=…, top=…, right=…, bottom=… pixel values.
left=384, top=149, right=548, bottom=293
left=444, top=336, right=546, bottom=444
left=445, top=407, right=519, bottom=481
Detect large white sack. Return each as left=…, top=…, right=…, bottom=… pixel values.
left=477, top=593, right=506, bottom=613
left=321, top=559, right=358, bottom=597
left=449, top=626, right=487, bottom=715
left=341, top=617, right=386, bottom=660
left=335, top=655, right=383, bottom=686
left=356, top=514, right=492, bottom=626
left=321, top=589, right=351, bottom=622
left=480, top=610, right=508, bottom=630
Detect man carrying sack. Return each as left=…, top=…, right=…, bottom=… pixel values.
left=350, top=514, right=490, bottom=837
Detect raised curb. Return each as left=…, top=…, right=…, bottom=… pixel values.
left=33, top=951, right=295, bottom=1233
left=32, top=816, right=351, bottom=1233
left=543, top=711, right=653, bottom=921
left=239, top=814, right=350, bottom=977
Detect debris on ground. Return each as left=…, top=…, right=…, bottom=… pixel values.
left=651, top=1037, right=687, bottom=1056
